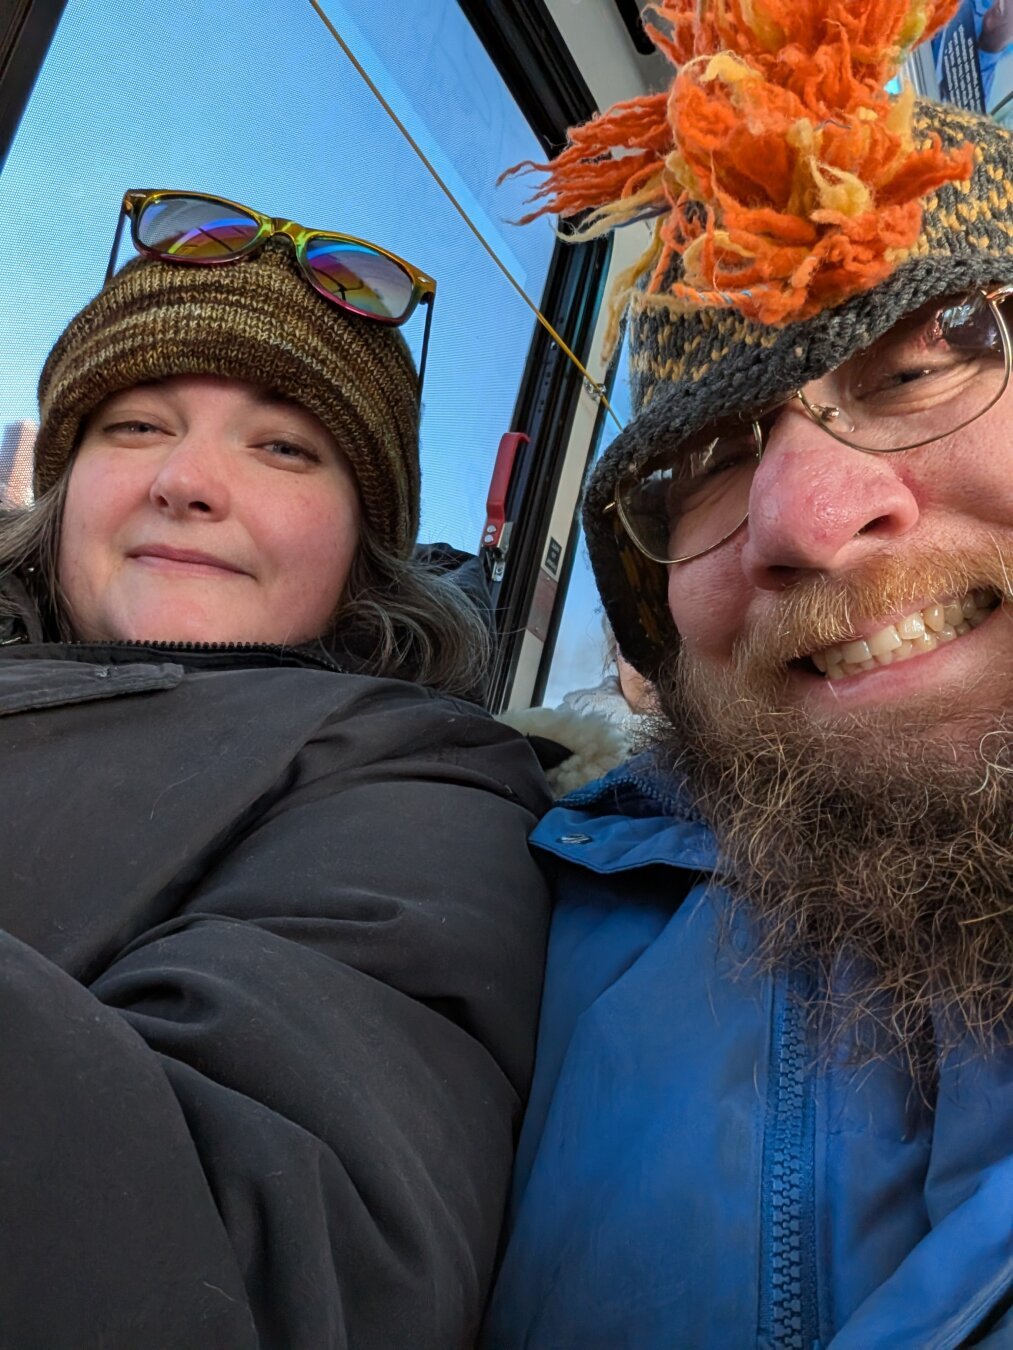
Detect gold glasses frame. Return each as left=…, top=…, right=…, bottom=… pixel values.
left=105, top=188, right=438, bottom=395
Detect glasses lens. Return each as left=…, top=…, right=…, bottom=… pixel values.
left=806, top=291, right=1010, bottom=450
left=618, top=424, right=759, bottom=562
left=136, top=195, right=261, bottom=259
left=305, top=239, right=414, bottom=320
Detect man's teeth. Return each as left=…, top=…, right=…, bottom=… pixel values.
left=810, top=590, right=998, bottom=680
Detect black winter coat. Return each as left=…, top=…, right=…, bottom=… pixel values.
left=0, top=638, right=550, bottom=1349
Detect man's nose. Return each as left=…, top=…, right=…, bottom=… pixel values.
left=739, top=408, right=921, bottom=590
left=148, top=435, right=230, bottom=520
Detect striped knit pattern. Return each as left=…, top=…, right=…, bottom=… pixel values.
left=585, top=99, right=1013, bottom=676
left=35, top=238, right=421, bottom=557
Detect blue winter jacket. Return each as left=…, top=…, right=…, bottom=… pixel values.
left=484, top=758, right=1013, bottom=1349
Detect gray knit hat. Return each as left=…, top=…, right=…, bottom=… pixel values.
left=515, top=0, right=1013, bottom=675
left=35, top=236, right=421, bottom=557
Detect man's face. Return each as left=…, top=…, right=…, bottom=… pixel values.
left=665, top=340, right=1013, bottom=747
left=654, top=307, right=1012, bottom=1065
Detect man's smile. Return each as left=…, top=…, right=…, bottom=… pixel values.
left=808, top=588, right=1003, bottom=679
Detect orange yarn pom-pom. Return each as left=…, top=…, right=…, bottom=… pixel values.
left=508, top=0, right=973, bottom=326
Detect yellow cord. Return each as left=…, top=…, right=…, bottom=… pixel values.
left=305, top=0, right=623, bottom=431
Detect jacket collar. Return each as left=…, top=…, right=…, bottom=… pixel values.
left=531, top=751, right=718, bottom=875
left=0, top=638, right=347, bottom=675
left=0, top=571, right=353, bottom=674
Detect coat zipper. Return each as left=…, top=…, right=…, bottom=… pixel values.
left=102, top=638, right=344, bottom=672
left=759, top=967, right=820, bottom=1350
left=1, top=633, right=345, bottom=673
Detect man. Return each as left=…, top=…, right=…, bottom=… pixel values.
left=484, top=0, right=1011, bottom=1344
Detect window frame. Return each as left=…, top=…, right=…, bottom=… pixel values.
left=456, top=0, right=610, bottom=711
left=0, top=0, right=68, bottom=173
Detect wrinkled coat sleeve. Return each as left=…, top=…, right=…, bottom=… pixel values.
left=0, top=685, right=550, bottom=1350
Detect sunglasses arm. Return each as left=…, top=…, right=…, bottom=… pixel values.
left=104, top=207, right=130, bottom=285
left=416, top=294, right=435, bottom=402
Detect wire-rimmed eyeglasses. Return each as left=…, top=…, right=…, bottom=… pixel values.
left=610, top=284, right=1013, bottom=565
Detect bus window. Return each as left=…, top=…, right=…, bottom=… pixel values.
left=0, top=0, right=557, bottom=547
left=542, top=326, right=634, bottom=709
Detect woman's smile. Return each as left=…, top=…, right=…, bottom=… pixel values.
left=126, top=543, right=251, bottom=577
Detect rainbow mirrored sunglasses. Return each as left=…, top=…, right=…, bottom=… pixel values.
left=106, top=189, right=437, bottom=396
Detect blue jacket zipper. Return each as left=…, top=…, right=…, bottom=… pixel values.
left=759, top=967, right=821, bottom=1349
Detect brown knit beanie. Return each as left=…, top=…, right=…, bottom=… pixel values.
left=34, top=236, right=421, bottom=557
left=513, top=0, right=1013, bottom=675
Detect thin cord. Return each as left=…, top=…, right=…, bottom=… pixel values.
left=305, top=0, right=623, bottom=431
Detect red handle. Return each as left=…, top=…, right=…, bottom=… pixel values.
left=481, top=432, right=528, bottom=551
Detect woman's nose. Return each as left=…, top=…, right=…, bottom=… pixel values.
left=148, top=436, right=230, bottom=519
left=739, top=408, right=921, bottom=590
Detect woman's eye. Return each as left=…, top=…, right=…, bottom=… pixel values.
left=105, top=419, right=162, bottom=434
left=856, top=325, right=987, bottom=395
left=262, top=440, right=321, bottom=464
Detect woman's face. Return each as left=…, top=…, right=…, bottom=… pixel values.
left=59, top=375, right=361, bottom=646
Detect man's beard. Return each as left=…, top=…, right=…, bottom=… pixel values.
left=650, top=548, right=1013, bottom=1075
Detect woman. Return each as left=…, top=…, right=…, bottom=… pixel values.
left=0, top=190, right=550, bottom=1350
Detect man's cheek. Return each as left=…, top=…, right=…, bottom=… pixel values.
left=667, top=560, right=743, bottom=658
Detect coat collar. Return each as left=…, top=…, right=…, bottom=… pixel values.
left=531, top=752, right=718, bottom=875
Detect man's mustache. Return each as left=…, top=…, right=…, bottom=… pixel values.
left=732, top=542, right=1013, bottom=673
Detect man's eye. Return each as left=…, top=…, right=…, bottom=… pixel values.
left=689, top=438, right=755, bottom=478
left=704, top=450, right=752, bottom=477
left=858, top=348, right=981, bottom=397
left=876, top=360, right=954, bottom=387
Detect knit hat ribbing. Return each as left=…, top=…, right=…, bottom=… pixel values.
left=34, top=237, right=421, bottom=557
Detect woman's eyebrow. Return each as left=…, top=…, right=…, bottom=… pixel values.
left=122, top=378, right=168, bottom=393
left=258, top=389, right=302, bottom=409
